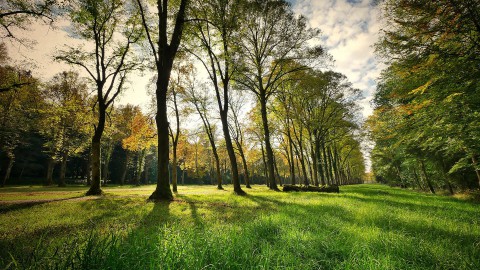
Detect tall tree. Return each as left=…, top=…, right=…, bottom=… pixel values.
left=236, top=0, right=323, bottom=190
left=57, top=0, right=143, bottom=195
left=136, top=0, right=189, bottom=201
left=186, top=0, right=245, bottom=194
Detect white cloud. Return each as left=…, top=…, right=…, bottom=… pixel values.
left=292, top=0, right=382, bottom=119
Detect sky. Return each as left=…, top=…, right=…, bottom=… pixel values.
left=6, top=0, right=384, bottom=120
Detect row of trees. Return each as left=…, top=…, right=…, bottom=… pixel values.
left=368, top=0, right=480, bottom=192
left=1, top=0, right=366, bottom=199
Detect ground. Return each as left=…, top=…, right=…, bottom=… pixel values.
left=0, top=184, right=479, bottom=269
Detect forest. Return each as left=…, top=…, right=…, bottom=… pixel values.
left=1, top=0, right=479, bottom=269
left=367, top=0, right=480, bottom=193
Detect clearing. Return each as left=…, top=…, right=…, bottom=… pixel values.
left=0, top=184, right=479, bottom=269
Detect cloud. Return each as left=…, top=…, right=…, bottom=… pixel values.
left=292, top=0, right=383, bottom=119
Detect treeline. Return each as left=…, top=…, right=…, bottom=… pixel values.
left=368, top=0, right=480, bottom=192
left=0, top=0, right=366, bottom=197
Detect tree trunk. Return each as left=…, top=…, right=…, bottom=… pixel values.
left=220, top=110, right=244, bottom=194
left=86, top=149, right=91, bottom=186
left=441, top=159, right=454, bottom=195
left=412, top=167, right=425, bottom=191
left=144, top=154, right=149, bottom=184
left=420, top=159, right=435, bottom=194
left=314, top=136, right=325, bottom=186
left=238, top=146, right=251, bottom=188
left=121, top=151, right=129, bottom=185
left=472, top=155, right=480, bottom=189
left=150, top=74, right=173, bottom=201
left=260, top=94, right=278, bottom=190
left=310, top=137, right=319, bottom=186
left=135, top=149, right=145, bottom=186
left=58, top=151, right=67, bottom=187
left=214, top=150, right=223, bottom=189
left=2, top=155, right=14, bottom=187
left=87, top=103, right=105, bottom=196
left=261, top=142, right=268, bottom=186
left=172, top=145, right=178, bottom=192
left=46, top=157, right=55, bottom=186
left=321, top=141, right=331, bottom=185
left=288, top=131, right=296, bottom=185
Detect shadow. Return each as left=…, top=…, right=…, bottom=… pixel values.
left=175, top=195, right=202, bottom=227
left=0, top=195, right=97, bottom=214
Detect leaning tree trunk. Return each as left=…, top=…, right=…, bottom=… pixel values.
left=58, top=151, right=68, bottom=187
left=236, top=141, right=251, bottom=188
left=87, top=103, right=106, bottom=196
left=420, top=159, right=435, bottom=194
left=2, top=155, right=14, bottom=187
left=260, top=94, right=278, bottom=190
left=220, top=110, right=244, bottom=194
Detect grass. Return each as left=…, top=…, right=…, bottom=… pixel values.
left=0, top=184, right=479, bottom=269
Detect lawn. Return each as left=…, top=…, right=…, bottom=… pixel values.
left=0, top=184, right=479, bottom=269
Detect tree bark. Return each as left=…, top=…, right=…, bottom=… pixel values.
left=172, top=146, right=178, bottom=192
left=150, top=74, right=173, bottom=201
left=314, top=136, right=326, bottom=186
left=260, top=94, right=278, bottom=190
left=288, top=130, right=296, bottom=185
left=87, top=103, right=105, bottom=196
left=237, top=144, right=251, bottom=188
left=46, top=157, right=55, bottom=186
left=220, top=110, right=244, bottom=194
left=309, top=136, right=319, bottom=186
left=58, top=151, right=67, bottom=187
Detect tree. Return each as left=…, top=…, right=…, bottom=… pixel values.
left=0, top=60, right=41, bottom=187
left=371, top=0, right=480, bottom=190
left=57, top=0, right=143, bottom=195
left=236, top=0, right=324, bottom=190
left=0, top=0, right=58, bottom=43
left=229, top=90, right=252, bottom=188
left=122, top=109, right=156, bottom=186
left=186, top=0, right=245, bottom=194
left=136, top=0, right=189, bottom=201
left=184, top=81, right=224, bottom=189
left=39, top=71, right=91, bottom=187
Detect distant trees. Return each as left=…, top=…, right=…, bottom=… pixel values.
left=39, top=71, right=90, bottom=186
left=369, top=0, right=480, bottom=191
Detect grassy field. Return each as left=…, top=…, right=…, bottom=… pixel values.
left=0, top=184, right=479, bottom=269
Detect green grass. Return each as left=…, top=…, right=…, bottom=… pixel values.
left=0, top=184, right=479, bottom=269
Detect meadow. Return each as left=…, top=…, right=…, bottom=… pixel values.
left=0, top=184, right=479, bottom=269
